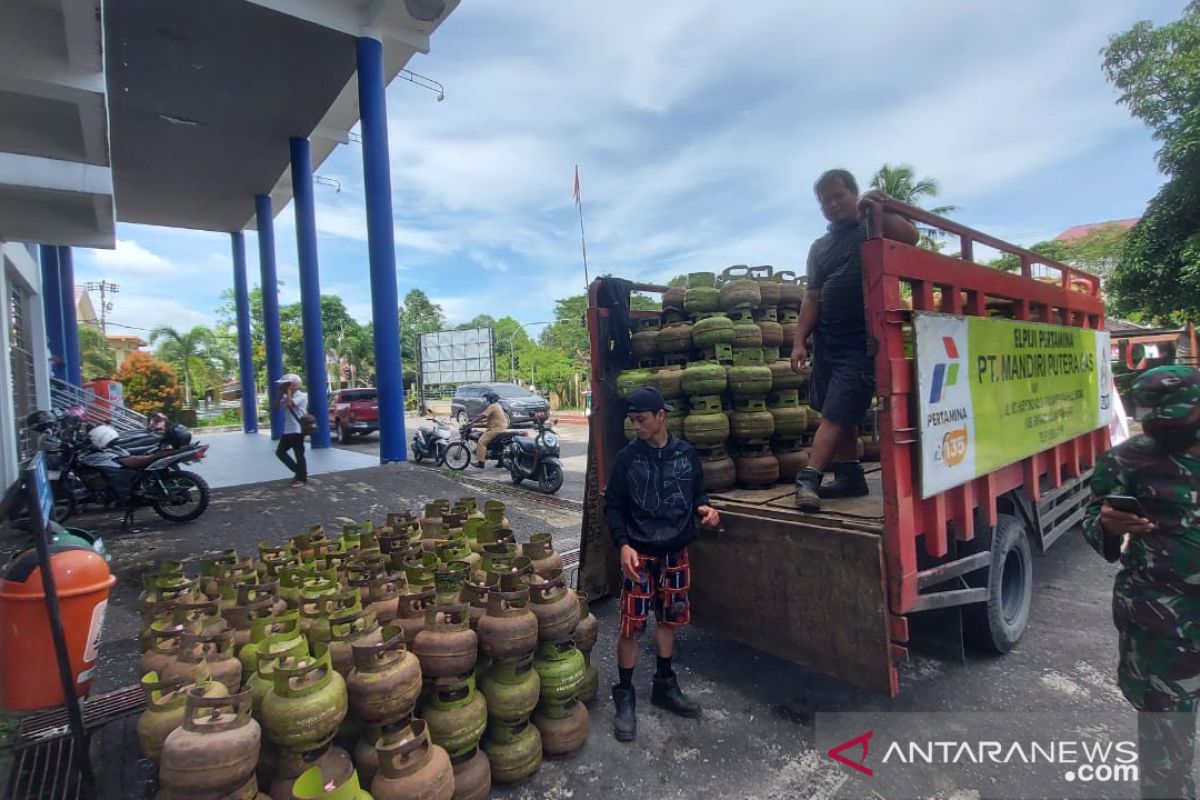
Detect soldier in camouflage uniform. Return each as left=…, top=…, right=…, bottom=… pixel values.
left=1083, top=365, right=1200, bottom=799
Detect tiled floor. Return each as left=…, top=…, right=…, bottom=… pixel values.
left=188, top=430, right=379, bottom=489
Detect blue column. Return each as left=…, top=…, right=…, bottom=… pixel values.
left=57, top=247, right=82, bottom=387
left=256, top=194, right=285, bottom=440
left=40, top=246, right=66, bottom=382
left=357, top=36, right=408, bottom=463
left=289, top=137, right=331, bottom=448
left=231, top=232, right=258, bottom=433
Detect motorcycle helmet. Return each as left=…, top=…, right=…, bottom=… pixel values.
left=164, top=424, right=192, bottom=448
left=88, top=424, right=120, bottom=450
left=484, top=391, right=501, bottom=404
left=25, top=410, right=55, bottom=432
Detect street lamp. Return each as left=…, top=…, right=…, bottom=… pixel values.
left=508, top=321, right=552, bottom=381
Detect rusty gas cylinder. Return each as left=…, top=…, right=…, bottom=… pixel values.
left=164, top=628, right=242, bottom=694
left=395, top=588, right=437, bottom=644
left=482, top=719, right=542, bottom=786
left=734, top=451, right=780, bottom=488
left=413, top=605, right=478, bottom=679
left=450, top=745, right=491, bottom=800
left=269, top=745, right=355, bottom=800
left=347, top=626, right=423, bottom=726
left=371, top=719, right=454, bottom=800
left=477, top=588, right=538, bottom=662
left=532, top=698, right=590, bottom=757
left=522, top=534, right=562, bottom=579
left=158, top=689, right=260, bottom=799
left=478, top=653, right=540, bottom=725
left=570, top=592, right=598, bottom=656
left=701, top=453, right=737, bottom=493
left=327, top=606, right=384, bottom=677
left=262, top=648, right=348, bottom=754
left=137, top=668, right=229, bottom=765
left=527, top=570, right=580, bottom=643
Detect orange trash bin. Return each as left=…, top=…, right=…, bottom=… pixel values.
left=0, top=544, right=116, bottom=710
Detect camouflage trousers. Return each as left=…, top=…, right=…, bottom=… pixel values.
left=1119, top=627, right=1200, bottom=799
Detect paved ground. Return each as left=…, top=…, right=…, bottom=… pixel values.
left=190, top=430, right=379, bottom=489
left=67, top=457, right=1170, bottom=799
left=334, top=417, right=591, bottom=502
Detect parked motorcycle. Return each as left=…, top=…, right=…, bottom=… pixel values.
left=443, top=426, right=522, bottom=471
left=410, top=417, right=452, bottom=465
left=505, top=412, right=564, bottom=493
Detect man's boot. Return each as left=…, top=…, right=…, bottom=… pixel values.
left=651, top=671, right=701, bottom=718
left=819, top=461, right=869, bottom=498
left=612, top=684, right=636, bottom=742
left=795, top=467, right=822, bottom=511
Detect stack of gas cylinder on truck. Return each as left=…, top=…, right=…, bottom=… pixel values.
left=135, top=497, right=596, bottom=800
left=617, top=266, right=880, bottom=492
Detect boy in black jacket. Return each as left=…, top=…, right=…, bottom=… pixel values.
left=604, top=387, right=720, bottom=742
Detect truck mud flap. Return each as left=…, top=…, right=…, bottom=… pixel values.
left=689, top=506, right=897, bottom=695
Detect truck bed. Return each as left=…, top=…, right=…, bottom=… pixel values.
left=709, top=467, right=884, bottom=531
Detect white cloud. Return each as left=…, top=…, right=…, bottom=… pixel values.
left=90, top=239, right=172, bottom=275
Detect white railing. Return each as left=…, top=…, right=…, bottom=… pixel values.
left=50, top=378, right=148, bottom=432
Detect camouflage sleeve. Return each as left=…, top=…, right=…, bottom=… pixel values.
left=1083, top=450, right=1123, bottom=563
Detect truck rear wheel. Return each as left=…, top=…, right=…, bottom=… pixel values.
left=964, top=514, right=1032, bottom=654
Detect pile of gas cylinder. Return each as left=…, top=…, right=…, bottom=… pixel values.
left=136, top=496, right=597, bottom=800
left=618, top=265, right=880, bottom=492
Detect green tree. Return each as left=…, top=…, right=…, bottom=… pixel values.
left=1102, top=2, right=1200, bottom=322
left=149, top=325, right=229, bottom=407
left=870, top=163, right=959, bottom=251
left=399, top=289, right=445, bottom=386
left=116, top=352, right=183, bottom=415
left=77, top=325, right=116, bottom=380
left=988, top=239, right=1072, bottom=273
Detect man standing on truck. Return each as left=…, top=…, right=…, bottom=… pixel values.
left=604, top=386, right=720, bottom=742
left=470, top=390, right=506, bottom=468
left=791, top=169, right=919, bottom=511
left=1083, top=366, right=1200, bottom=800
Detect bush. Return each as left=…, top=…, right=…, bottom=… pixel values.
left=115, top=352, right=183, bottom=415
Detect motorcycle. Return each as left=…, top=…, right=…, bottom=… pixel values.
left=443, top=425, right=522, bottom=471
left=70, top=439, right=212, bottom=525
left=410, top=417, right=453, bottom=465
left=505, top=412, right=564, bottom=493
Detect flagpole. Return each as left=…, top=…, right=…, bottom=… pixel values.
left=574, top=165, right=590, bottom=291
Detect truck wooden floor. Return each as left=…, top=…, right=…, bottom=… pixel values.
left=708, top=465, right=884, bottom=532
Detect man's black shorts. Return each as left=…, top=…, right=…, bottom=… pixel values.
left=810, top=342, right=875, bottom=426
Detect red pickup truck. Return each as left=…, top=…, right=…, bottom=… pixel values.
left=329, top=387, right=379, bottom=444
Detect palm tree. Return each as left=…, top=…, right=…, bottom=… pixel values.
left=870, top=163, right=958, bottom=250
left=149, top=325, right=224, bottom=407
left=77, top=325, right=116, bottom=379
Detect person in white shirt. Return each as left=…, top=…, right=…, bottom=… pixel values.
left=275, top=373, right=308, bottom=488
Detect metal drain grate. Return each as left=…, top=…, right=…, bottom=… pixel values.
left=6, top=685, right=147, bottom=800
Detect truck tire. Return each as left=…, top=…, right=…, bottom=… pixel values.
left=964, top=514, right=1033, bottom=654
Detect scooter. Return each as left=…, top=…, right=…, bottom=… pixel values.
left=505, top=412, right=564, bottom=493
left=410, top=417, right=453, bottom=465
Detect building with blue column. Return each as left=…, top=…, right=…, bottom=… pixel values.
left=0, top=0, right=461, bottom=489
left=256, top=194, right=285, bottom=440
left=231, top=232, right=258, bottom=433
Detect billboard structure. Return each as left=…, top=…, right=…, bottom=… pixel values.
left=418, top=327, right=495, bottom=398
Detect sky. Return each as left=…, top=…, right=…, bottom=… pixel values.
left=73, top=0, right=1182, bottom=342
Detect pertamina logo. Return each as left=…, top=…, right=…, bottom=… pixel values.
left=827, top=731, right=875, bottom=776
left=928, top=336, right=960, bottom=404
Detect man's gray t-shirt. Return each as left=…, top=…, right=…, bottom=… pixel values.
left=806, top=218, right=870, bottom=344
left=283, top=391, right=308, bottom=435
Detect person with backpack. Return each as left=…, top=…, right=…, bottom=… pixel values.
left=275, top=373, right=309, bottom=488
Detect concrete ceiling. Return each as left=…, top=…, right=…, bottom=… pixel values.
left=105, top=0, right=358, bottom=233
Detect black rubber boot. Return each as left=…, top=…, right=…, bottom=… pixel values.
left=795, top=467, right=822, bottom=511
left=612, top=684, right=637, bottom=742
left=819, top=461, right=869, bottom=498
left=651, top=672, right=701, bottom=718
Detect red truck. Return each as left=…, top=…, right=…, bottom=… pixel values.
left=580, top=199, right=1111, bottom=696
left=329, top=387, right=379, bottom=444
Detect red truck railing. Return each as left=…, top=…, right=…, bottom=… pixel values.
left=863, top=198, right=1108, bottom=619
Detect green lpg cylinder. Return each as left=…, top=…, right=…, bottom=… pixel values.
left=616, top=369, right=652, bottom=399
left=262, top=648, right=349, bottom=753
left=752, top=265, right=782, bottom=307
left=423, top=674, right=489, bottom=759
left=730, top=398, right=775, bottom=443
left=533, top=640, right=585, bottom=705
left=646, top=366, right=685, bottom=400
left=631, top=329, right=659, bottom=361
left=479, top=655, right=541, bottom=724
left=768, top=403, right=808, bottom=439
left=731, top=317, right=763, bottom=349
left=681, top=361, right=727, bottom=396
left=727, top=351, right=773, bottom=397
left=483, top=719, right=542, bottom=786
left=683, top=272, right=720, bottom=315
left=719, top=266, right=762, bottom=310
left=692, top=315, right=735, bottom=348
left=683, top=408, right=730, bottom=446
left=769, top=359, right=802, bottom=391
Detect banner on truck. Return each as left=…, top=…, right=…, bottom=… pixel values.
left=914, top=313, right=1113, bottom=499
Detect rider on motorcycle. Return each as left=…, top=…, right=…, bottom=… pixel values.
left=470, top=391, right=508, bottom=468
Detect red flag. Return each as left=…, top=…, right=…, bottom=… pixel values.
left=572, top=165, right=580, bottom=204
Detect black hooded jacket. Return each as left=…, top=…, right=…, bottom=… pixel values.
left=603, top=434, right=710, bottom=556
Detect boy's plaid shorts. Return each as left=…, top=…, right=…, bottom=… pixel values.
left=619, top=548, right=691, bottom=639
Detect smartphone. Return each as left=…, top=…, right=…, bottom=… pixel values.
left=1107, top=495, right=1146, bottom=516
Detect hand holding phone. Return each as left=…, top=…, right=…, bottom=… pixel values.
left=1101, top=495, right=1154, bottom=537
